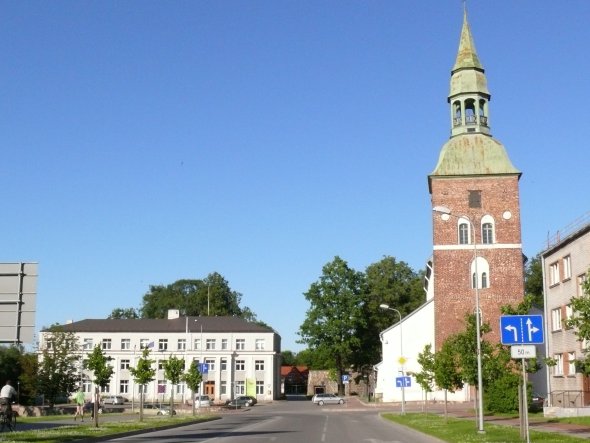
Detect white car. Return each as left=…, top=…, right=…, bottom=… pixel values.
left=194, top=395, right=211, bottom=407
left=312, top=393, right=345, bottom=405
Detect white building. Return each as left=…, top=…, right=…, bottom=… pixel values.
left=39, top=310, right=281, bottom=404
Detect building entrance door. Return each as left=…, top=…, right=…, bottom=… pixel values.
left=205, top=381, right=215, bottom=397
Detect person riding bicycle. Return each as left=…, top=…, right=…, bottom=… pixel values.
left=0, top=380, right=17, bottom=419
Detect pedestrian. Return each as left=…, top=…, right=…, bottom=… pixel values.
left=73, top=388, right=85, bottom=422
left=0, top=380, right=17, bottom=419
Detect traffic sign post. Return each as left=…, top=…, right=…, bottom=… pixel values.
left=395, top=376, right=411, bottom=388
left=500, top=314, right=543, bottom=443
left=500, top=315, right=544, bottom=345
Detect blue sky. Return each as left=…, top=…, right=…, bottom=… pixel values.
left=2, top=1, right=589, bottom=352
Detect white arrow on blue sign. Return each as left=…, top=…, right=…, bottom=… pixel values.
left=500, top=315, right=544, bottom=345
left=395, top=376, right=411, bottom=388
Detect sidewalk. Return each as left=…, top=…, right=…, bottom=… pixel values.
left=351, top=396, right=590, bottom=440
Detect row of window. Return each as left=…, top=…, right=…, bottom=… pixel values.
left=549, top=255, right=573, bottom=286
left=82, top=379, right=266, bottom=396
left=82, top=337, right=266, bottom=352
left=457, top=215, right=495, bottom=245
left=552, top=352, right=577, bottom=377
left=99, top=357, right=267, bottom=372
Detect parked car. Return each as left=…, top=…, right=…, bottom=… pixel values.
left=156, top=405, right=176, bottom=415
left=312, top=393, right=345, bottom=406
left=194, top=395, right=211, bottom=407
left=225, top=396, right=256, bottom=408
left=530, top=393, right=545, bottom=412
left=103, top=395, right=126, bottom=405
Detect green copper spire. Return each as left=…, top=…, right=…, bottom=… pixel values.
left=452, top=8, right=483, bottom=73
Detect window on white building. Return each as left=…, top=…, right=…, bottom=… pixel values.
left=140, top=338, right=149, bottom=349
left=206, top=339, right=216, bottom=350
left=100, top=385, right=110, bottom=393
left=83, top=377, right=92, bottom=393
left=578, top=273, right=588, bottom=296
left=120, top=380, right=129, bottom=394
left=121, top=359, right=130, bottom=370
left=235, top=381, right=245, bottom=395
left=568, top=352, right=576, bottom=376
left=194, top=339, right=201, bottom=350
left=102, top=339, right=112, bottom=350
left=177, top=339, right=186, bottom=351
left=235, top=360, right=245, bottom=371
left=176, top=383, right=185, bottom=394
left=256, top=380, right=264, bottom=395
left=220, top=358, right=227, bottom=371
left=121, top=338, right=131, bottom=350
left=83, top=338, right=93, bottom=350
left=220, top=381, right=227, bottom=395
left=255, top=360, right=265, bottom=371
left=158, top=360, right=166, bottom=370
left=255, top=339, right=265, bottom=350
left=552, top=308, right=563, bottom=331
left=550, top=262, right=560, bottom=286
left=205, top=358, right=215, bottom=371
left=554, top=353, right=564, bottom=376
left=159, top=339, right=168, bottom=351
left=236, top=339, right=245, bottom=350
left=158, top=380, right=166, bottom=394
left=221, top=339, right=228, bottom=350
left=563, top=255, right=572, bottom=281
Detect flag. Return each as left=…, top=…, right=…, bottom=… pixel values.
left=147, top=341, right=155, bottom=349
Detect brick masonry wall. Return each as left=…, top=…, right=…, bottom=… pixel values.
left=431, top=175, right=525, bottom=350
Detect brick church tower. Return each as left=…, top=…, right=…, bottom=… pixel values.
left=429, top=11, right=525, bottom=350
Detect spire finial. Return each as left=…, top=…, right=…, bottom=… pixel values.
left=452, top=5, right=483, bottom=72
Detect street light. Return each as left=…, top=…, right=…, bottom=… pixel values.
left=379, top=303, right=405, bottom=415
left=433, top=205, right=485, bottom=434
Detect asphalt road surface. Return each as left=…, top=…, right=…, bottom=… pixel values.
left=104, top=398, right=444, bottom=443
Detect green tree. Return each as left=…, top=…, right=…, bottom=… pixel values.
left=139, top=273, right=257, bottom=320
left=415, top=344, right=436, bottom=411
left=18, top=352, right=39, bottom=405
left=566, top=272, right=590, bottom=373
left=524, top=254, right=544, bottom=307
left=163, top=355, right=185, bottom=412
left=129, top=348, right=156, bottom=422
left=85, top=346, right=114, bottom=427
left=294, top=348, right=332, bottom=369
left=433, top=340, right=463, bottom=419
left=354, top=256, right=423, bottom=378
left=298, top=256, right=365, bottom=395
left=281, top=351, right=296, bottom=366
left=37, top=326, right=80, bottom=408
left=0, top=346, right=23, bottom=390
left=182, top=362, right=203, bottom=416
left=107, top=307, right=140, bottom=319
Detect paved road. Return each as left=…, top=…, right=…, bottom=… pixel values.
left=103, top=398, right=443, bottom=443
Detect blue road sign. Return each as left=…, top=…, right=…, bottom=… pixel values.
left=500, top=315, right=544, bottom=345
left=342, top=374, right=349, bottom=383
left=395, top=376, right=411, bottom=388
left=197, top=363, right=209, bottom=374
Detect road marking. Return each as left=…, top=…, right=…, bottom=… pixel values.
left=322, top=415, right=329, bottom=442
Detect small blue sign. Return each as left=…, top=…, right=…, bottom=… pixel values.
left=342, top=374, right=349, bottom=383
left=197, top=363, right=209, bottom=374
left=500, top=315, right=544, bottom=345
left=395, top=376, right=411, bottom=388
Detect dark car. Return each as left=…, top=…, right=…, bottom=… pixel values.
left=530, top=393, right=545, bottom=412
left=225, top=396, right=256, bottom=408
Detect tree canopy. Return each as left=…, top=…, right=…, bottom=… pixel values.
left=524, top=254, right=544, bottom=307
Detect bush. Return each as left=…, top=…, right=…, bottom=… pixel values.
left=484, top=372, right=521, bottom=413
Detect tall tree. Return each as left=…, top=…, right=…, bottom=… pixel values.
left=415, top=344, right=436, bottom=412
left=525, top=254, right=544, bottom=307
left=85, top=346, right=114, bottom=427
left=139, top=273, right=256, bottom=320
left=433, top=340, right=464, bottom=419
left=182, top=362, right=203, bottom=416
left=37, top=326, right=80, bottom=408
left=163, top=355, right=185, bottom=413
left=353, top=256, right=424, bottom=376
left=108, top=307, right=140, bottom=319
left=298, top=256, right=365, bottom=395
left=129, top=348, right=156, bottom=422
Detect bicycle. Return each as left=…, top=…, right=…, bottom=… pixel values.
left=0, top=408, right=16, bottom=432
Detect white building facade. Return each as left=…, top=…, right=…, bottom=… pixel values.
left=39, top=311, right=281, bottom=404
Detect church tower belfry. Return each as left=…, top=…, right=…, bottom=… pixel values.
left=429, top=10, right=525, bottom=349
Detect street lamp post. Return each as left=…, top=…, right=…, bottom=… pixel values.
left=433, top=205, right=485, bottom=433
left=379, top=303, right=405, bottom=415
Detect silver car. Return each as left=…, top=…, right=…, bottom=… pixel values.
left=312, top=393, right=345, bottom=405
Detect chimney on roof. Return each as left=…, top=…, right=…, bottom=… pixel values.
left=168, top=309, right=180, bottom=320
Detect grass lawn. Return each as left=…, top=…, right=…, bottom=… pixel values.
left=383, top=413, right=587, bottom=443
left=1, top=414, right=218, bottom=443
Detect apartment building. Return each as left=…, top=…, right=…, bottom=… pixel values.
left=39, top=310, right=281, bottom=403
left=543, top=215, right=590, bottom=407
